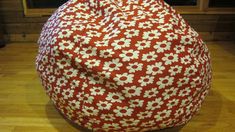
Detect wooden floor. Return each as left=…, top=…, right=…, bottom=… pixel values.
left=0, top=41, right=235, bottom=132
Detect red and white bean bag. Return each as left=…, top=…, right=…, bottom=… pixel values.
left=36, top=0, right=212, bottom=131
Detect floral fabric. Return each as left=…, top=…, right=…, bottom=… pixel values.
left=36, top=0, right=212, bottom=131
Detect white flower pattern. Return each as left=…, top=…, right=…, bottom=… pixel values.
left=36, top=0, right=212, bottom=131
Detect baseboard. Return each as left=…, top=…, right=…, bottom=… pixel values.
left=0, top=41, right=6, bottom=48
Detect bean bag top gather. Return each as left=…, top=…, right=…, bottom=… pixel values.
left=36, top=0, right=212, bottom=131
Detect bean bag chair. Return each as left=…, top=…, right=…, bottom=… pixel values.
left=36, top=0, right=212, bottom=131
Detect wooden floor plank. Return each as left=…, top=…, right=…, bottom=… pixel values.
left=0, top=42, right=235, bottom=132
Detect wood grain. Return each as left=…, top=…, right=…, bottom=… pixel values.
left=0, top=41, right=235, bottom=132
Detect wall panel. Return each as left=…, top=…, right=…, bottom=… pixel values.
left=1, top=0, right=235, bottom=43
